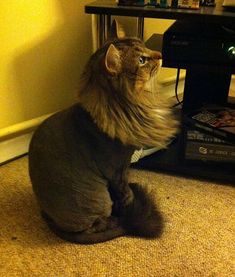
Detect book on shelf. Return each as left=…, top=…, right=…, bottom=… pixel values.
left=184, top=104, right=235, bottom=144
left=183, top=128, right=235, bottom=163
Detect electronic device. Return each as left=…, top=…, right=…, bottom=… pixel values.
left=162, top=20, right=235, bottom=70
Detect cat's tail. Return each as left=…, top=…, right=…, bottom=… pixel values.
left=41, top=211, right=126, bottom=244
left=121, top=183, right=164, bottom=238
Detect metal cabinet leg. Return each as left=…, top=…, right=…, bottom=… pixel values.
left=137, top=17, right=144, bottom=40
left=95, top=15, right=143, bottom=49
left=105, top=15, right=111, bottom=40
left=98, top=14, right=105, bottom=48
left=96, top=14, right=112, bottom=49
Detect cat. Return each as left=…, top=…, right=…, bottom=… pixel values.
left=28, top=20, right=178, bottom=244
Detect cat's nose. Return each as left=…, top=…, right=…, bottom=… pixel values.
left=152, top=51, right=162, bottom=60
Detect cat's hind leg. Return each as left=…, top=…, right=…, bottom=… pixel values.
left=41, top=211, right=125, bottom=244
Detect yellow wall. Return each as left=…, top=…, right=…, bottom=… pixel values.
left=145, top=18, right=174, bottom=38
left=0, top=0, right=92, bottom=129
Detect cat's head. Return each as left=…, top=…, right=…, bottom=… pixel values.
left=104, top=39, right=162, bottom=94
left=78, top=21, right=178, bottom=148
left=81, top=21, right=162, bottom=100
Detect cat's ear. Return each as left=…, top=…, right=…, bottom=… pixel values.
left=104, top=44, right=121, bottom=76
left=109, top=19, right=126, bottom=39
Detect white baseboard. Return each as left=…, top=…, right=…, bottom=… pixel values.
left=0, top=133, right=33, bottom=165
left=0, top=113, right=53, bottom=165
left=230, top=75, right=235, bottom=95
left=158, top=73, right=185, bottom=101
left=160, top=79, right=185, bottom=100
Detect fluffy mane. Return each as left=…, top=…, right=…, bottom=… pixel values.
left=77, top=34, right=178, bottom=148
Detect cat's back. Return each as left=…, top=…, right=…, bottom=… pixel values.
left=30, top=104, right=102, bottom=154
left=28, top=104, right=102, bottom=188
left=29, top=105, right=84, bottom=160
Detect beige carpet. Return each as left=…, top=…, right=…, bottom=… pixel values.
left=0, top=156, right=234, bottom=277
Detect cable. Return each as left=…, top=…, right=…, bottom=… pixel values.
left=173, top=68, right=183, bottom=107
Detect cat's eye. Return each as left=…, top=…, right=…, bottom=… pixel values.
left=139, top=56, right=147, bottom=65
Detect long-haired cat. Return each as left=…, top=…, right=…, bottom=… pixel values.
left=28, top=21, right=178, bottom=244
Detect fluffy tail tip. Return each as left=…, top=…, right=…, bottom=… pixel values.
left=122, top=183, right=164, bottom=238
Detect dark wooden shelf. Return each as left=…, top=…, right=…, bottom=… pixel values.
left=85, top=0, right=235, bottom=25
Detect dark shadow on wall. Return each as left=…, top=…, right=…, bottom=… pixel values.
left=12, top=0, right=92, bottom=121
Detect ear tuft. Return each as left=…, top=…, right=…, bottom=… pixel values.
left=104, top=44, right=121, bottom=76
left=109, top=19, right=126, bottom=39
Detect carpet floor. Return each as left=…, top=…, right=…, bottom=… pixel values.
left=0, top=156, right=234, bottom=277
